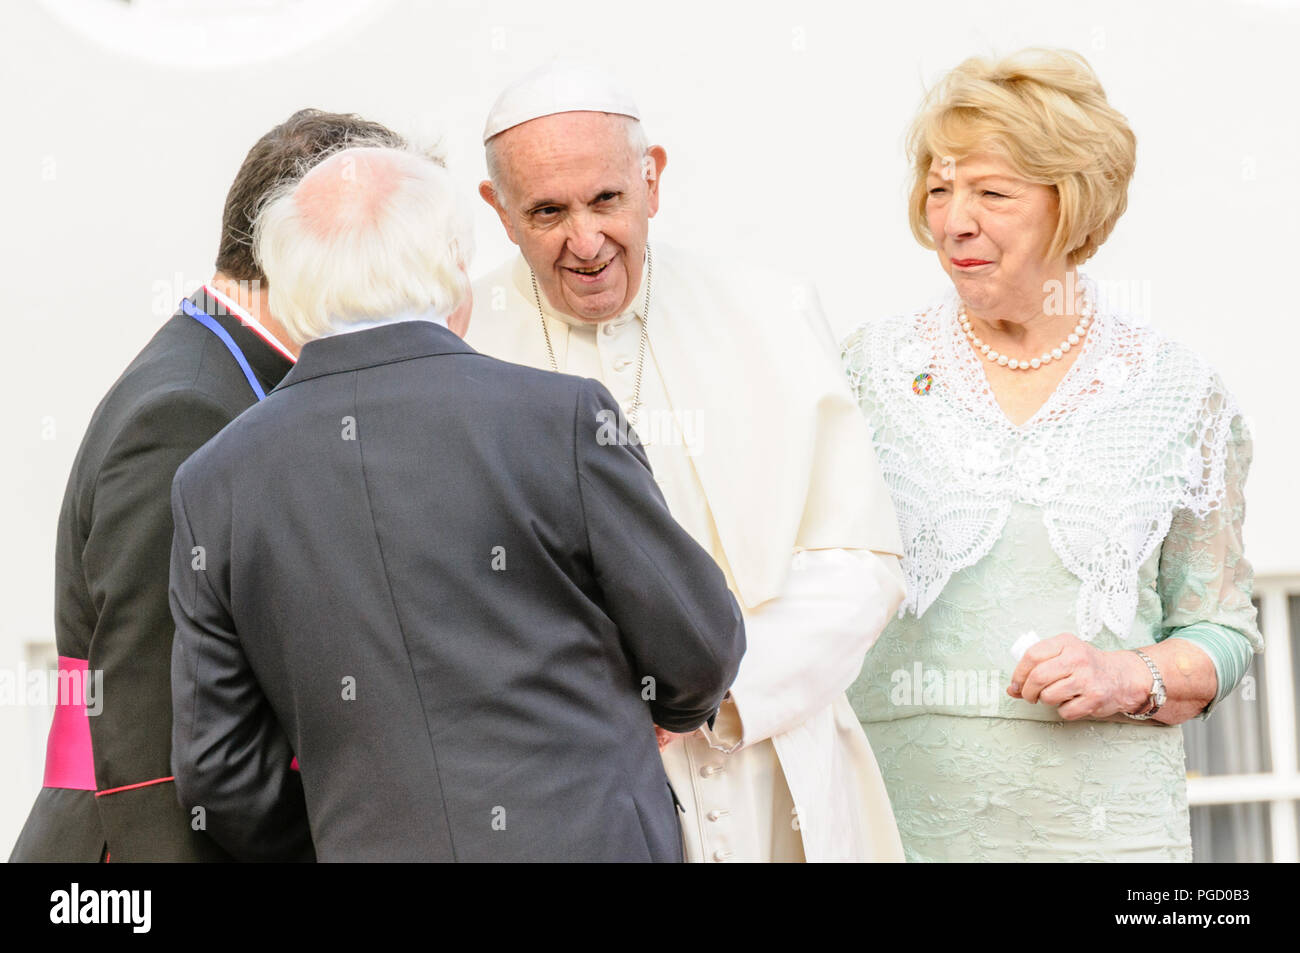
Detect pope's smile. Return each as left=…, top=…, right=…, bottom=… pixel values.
left=564, top=260, right=613, bottom=284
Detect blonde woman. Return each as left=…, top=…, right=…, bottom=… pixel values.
left=841, top=49, right=1261, bottom=861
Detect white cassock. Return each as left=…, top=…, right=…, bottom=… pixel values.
left=468, top=243, right=906, bottom=862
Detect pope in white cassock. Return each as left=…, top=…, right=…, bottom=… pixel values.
left=468, top=62, right=906, bottom=862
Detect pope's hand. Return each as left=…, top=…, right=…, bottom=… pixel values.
left=1007, top=632, right=1151, bottom=721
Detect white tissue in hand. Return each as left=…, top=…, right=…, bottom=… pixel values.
left=1011, top=630, right=1041, bottom=662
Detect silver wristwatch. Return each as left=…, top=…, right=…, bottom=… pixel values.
left=1124, top=649, right=1167, bottom=721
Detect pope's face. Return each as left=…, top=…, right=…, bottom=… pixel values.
left=481, top=112, right=666, bottom=324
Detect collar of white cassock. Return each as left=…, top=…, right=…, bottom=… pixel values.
left=509, top=243, right=901, bottom=609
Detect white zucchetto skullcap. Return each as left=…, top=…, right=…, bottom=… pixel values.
left=483, top=61, right=641, bottom=143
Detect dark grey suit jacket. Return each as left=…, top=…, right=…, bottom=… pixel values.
left=168, top=320, right=745, bottom=862
left=11, top=289, right=291, bottom=863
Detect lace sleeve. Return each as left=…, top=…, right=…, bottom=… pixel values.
left=1157, top=411, right=1262, bottom=712
left=839, top=322, right=872, bottom=406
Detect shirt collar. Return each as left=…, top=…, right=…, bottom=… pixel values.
left=314, top=308, right=449, bottom=340
left=276, top=320, right=473, bottom=392
left=203, top=282, right=296, bottom=363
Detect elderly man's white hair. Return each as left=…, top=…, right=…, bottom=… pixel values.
left=253, top=146, right=474, bottom=346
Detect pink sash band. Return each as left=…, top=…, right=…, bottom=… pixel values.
left=42, top=656, right=96, bottom=790
left=41, top=655, right=300, bottom=791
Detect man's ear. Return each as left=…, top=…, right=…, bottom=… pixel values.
left=645, top=146, right=668, bottom=218
left=479, top=180, right=518, bottom=245
left=446, top=262, right=473, bottom=339
left=447, top=293, right=472, bottom=339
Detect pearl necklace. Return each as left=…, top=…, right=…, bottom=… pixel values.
left=959, top=297, right=1093, bottom=371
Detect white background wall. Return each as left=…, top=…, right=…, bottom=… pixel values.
left=1, top=0, right=1297, bottom=856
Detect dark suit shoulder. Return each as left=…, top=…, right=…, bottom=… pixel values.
left=101, top=388, right=236, bottom=465
left=449, top=346, right=585, bottom=388
left=267, top=341, right=592, bottom=439
left=72, top=388, right=235, bottom=592
left=60, top=317, right=256, bottom=548
left=75, top=317, right=256, bottom=475
left=456, top=349, right=601, bottom=418
left=107, top=315, right=256, bottom=417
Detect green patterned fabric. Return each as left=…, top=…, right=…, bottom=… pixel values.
left=841, top=307, right=1261, bottom=863
left=1167, top=623, right=1256, bottom=714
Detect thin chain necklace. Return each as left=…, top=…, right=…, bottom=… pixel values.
left=959, top=292, right=1093, bottom=371
left=531, top=244, right=653, bottom=426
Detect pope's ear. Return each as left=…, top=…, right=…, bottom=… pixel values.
left=478, top=180, right=518, bottom=244
left=645, top=146, right=667, bottom=218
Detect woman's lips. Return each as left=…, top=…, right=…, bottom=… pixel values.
left=951, top=258, right=992, bottom=268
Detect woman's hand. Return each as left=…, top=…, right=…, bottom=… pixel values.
left=1007, top=633, right=1152, bottom=720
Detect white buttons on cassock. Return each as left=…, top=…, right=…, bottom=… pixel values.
left=706, top=809, right=729, bottom=822
left=712, top=849, right=733, bottom=862
left=613, top=356, right=632, bottom=371
left=700, top=764, right=724, bottom=778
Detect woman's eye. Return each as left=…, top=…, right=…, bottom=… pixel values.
left=928, top=187, right=948, bottom=195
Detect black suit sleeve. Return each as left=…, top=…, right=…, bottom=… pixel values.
left=168, top=464, right=315, bottom=862
left=81, top=392, right=238, bottom=860
left=572, top=378, right=746, bottom=733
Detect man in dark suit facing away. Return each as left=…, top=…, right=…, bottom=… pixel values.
left=11, top=110, right=405, bottom=863
left=167, top=145, right=746, bottom=862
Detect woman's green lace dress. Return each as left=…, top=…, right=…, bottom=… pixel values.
left=840, top=282, right=1261, bottom=862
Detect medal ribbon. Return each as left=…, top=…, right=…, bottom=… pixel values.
left=181, top=297, right=267, bottom=400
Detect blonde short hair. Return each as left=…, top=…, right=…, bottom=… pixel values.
left=254, top=146, right=474, bottom=346
left=906, top=48, right=1136, bottom=265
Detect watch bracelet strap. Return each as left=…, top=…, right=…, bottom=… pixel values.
left=1126, top=648, right=1164, bottom=719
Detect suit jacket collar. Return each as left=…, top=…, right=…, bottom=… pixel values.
left=273, top=320, right=476, bottom=391
left=182, top=287, right=294, bottom=394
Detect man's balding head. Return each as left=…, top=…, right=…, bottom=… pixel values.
left=216, top=109, right=406, bottom=283
left=254, top=146, right=474, bottom=345
left=295, top=148, right=407, bottom=240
